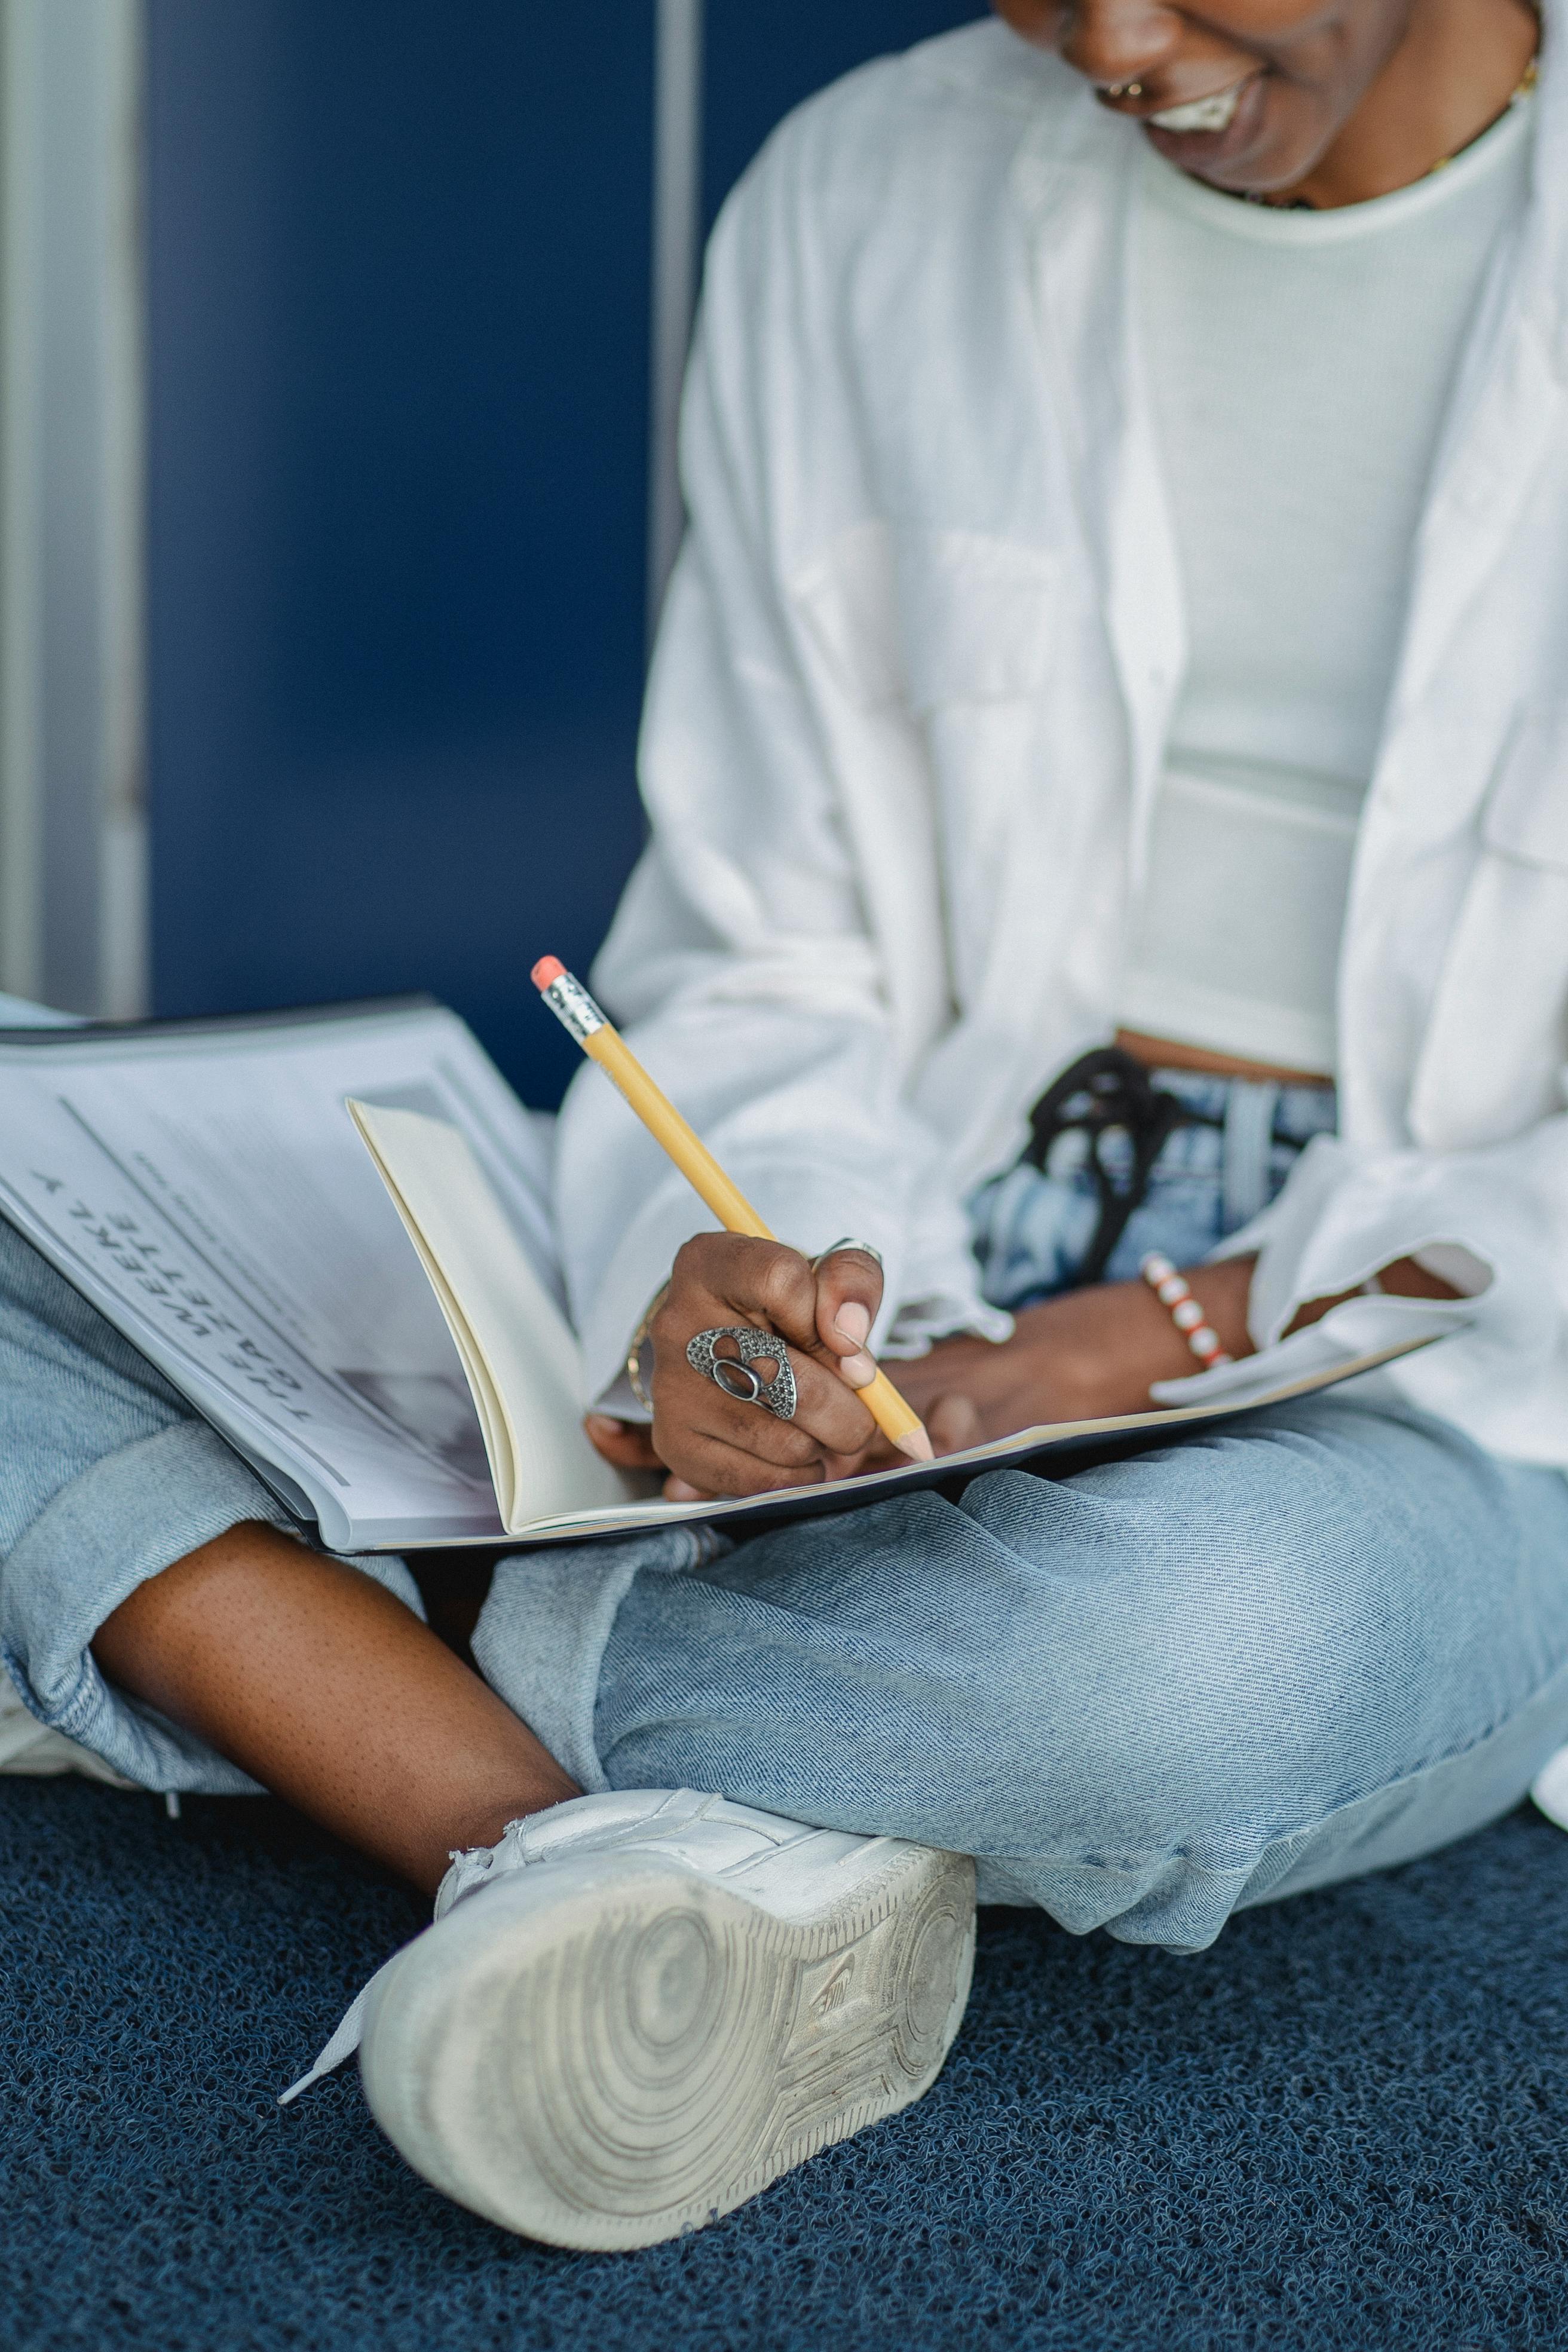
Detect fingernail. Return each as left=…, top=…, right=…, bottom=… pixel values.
left=838, top=1350, right=877, bottom=1389
left=834, top=1302, right=871, bottom=1346
left=584, top=1413, right=621, bottom=1437
left=665, top=1478, right=703, bottom=1502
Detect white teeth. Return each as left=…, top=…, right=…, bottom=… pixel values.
left=1149, top=83, right=1245, bottom=135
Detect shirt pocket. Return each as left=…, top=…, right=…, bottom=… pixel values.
left=790, top=520, right=1059, bottom=715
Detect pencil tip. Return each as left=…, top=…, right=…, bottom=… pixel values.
left=895, top=1424, right=935, bottom=1464
left=531, top=955, right=565, bottom=990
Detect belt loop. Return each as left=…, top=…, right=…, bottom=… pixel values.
left=1223, top=1080, right=1279, bottom=1233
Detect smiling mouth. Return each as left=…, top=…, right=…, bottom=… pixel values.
left=1147, top=79, right=1251, bottom=135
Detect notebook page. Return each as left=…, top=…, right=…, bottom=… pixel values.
left=348, top=1102, right=636, bottom=1528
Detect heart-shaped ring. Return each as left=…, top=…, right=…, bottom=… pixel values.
left=685, top=1325, right=798, bottom=1420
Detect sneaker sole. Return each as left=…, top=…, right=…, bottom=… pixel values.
left=359, top=1836, right=976, bottom=2250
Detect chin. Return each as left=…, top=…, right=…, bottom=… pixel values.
left=1179, top=143, right=1321, bottom=198
left=1143, top=74, right=1330, bottom=200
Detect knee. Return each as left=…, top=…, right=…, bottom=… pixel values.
left=963, top=1457, right=1391, bottom=1850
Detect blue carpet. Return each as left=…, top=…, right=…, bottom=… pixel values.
left=4, top=1780, right=1568, bottom=2351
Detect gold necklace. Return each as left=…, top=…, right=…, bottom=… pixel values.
left=1428, top=53, right=1538, bottom=176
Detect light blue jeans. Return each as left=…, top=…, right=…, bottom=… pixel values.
left=3, top=1021, right=1568, bottom=1949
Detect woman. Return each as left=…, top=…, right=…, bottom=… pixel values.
left=6, top=0, right=1567, bottom=2253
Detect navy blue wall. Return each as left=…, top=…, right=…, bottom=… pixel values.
left=703, top=4, right=982, bottom=226
left=145, top=2, right=982, bottom=1105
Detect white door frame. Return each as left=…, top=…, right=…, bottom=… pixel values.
left=0, top=0, right=146, bottom=1017
left=647, top=0, right=703, bottom=648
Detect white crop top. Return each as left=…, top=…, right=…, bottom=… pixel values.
left=1118, top=92, right=1535, bottom=1074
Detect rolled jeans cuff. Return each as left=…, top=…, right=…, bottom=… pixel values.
left=472, top=1524, right=732, bottom=1793
left=1, top=1417, right=420, bottom=1796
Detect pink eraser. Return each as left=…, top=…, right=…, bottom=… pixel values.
left=531, top=956, right=565, bottom=990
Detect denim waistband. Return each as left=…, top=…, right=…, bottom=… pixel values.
left=1144, top=1069, right=1337, bottom=1232
left=1147, top=1067, right=1337, bottom=1144
left=968, top=1064, right=1338, bottom=1313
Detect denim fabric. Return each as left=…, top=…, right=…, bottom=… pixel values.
left=474, top=1065, right=1568, bottom=1953
left=968, top=1068, right=1339, bottom=1309
left=0, top=1215, right=422, bottom=1795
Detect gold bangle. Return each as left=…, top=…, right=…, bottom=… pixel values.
left=626, top=1282, right=670, bottom=1415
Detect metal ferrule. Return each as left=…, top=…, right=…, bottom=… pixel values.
left=542, top=970, right=607, bottom=1042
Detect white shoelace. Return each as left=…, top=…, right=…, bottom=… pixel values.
left=277, top=1821, right=547, bottom=2105
left=277, top=1958, right=398, bottom=2105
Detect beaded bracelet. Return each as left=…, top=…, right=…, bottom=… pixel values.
left=1139, top=1252, right=1234, bottom=1371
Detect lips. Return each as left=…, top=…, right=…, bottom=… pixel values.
left=1147, top=81, right=1248, bottom=136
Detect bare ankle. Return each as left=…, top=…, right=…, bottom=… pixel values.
left=93, top=1521, right=582, bottom=1893
left=415, top=1780, right=579, bottom=1894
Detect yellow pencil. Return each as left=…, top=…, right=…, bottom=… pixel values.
left=532, top=955, right=933, bottom=1463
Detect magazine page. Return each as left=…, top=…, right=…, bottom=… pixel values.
left=0, top=1002, right=557, bottom=1549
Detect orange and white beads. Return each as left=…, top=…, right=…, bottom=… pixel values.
left=1139, top=1252, right=1234, bottom=1371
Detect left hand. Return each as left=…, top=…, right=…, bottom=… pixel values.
left=893, top=1255, right=1258, bottom=1440
left=894, top=1248, right=1462, bottom=1441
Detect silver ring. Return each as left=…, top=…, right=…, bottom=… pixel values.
left=685, top=1327, right=798, bottom=1420
left=810, top=1236, right=884, bottom=1272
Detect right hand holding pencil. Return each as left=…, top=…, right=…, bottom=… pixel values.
left=535, top=958, right=937, bottom=1478
left=586, top=1236, right=961, bottom=1500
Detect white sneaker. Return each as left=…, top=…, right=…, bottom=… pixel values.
left=357, top=1788, right=975, bottom=2251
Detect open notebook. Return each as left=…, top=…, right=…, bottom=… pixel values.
left=347, top=1097, right=1464, bottom=1549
